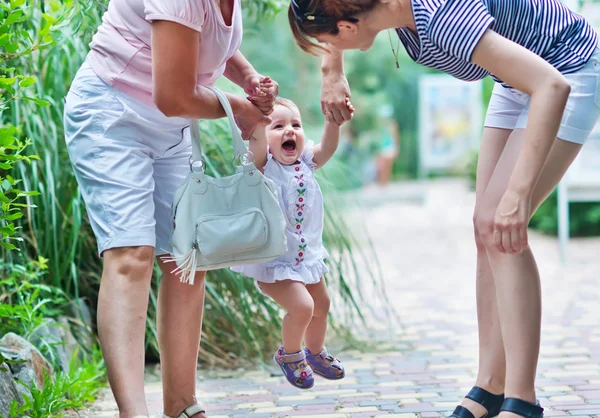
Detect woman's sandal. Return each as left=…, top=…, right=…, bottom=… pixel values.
left=273, top=345, right=315, bottom=389
left=162, top=404, right=206, bottom=418
left=304, top=347, right=345, bottom=380
left=450, top=386, right=505, bottom=418
left=500, top=398, right=544, bottom=418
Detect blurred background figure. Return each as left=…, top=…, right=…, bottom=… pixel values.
left=374, top=105, right=401, bottom=186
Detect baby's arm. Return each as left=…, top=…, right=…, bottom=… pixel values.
left=248, top=124, right=268, bottom=172
left=312, top=97, right=354, bottom=168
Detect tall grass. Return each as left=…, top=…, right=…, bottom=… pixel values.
left=3, top=0, right=391, bottom=366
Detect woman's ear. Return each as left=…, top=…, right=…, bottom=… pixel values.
left=337, top=20, right=359, bottom=36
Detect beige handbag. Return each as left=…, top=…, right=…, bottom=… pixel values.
left=166, top=87, right=287, bottom=284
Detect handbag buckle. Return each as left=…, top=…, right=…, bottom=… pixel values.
left=232, top=151, right=254, bottom=166
left=189, top=156, right=207, bottom=173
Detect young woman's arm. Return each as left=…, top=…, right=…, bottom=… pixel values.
left=151, top=21, right=269, bottom=136
left=471, top=29, right=571, bottom=249
left=320, top=46, right=353, bottom=124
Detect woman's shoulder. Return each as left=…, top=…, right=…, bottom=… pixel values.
left=144, top=0, right=209, bottom=32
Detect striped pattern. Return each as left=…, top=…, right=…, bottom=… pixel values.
left=397, top=0, right=598, bottom=85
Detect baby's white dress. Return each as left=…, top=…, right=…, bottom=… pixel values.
left=231, top=145, right=329, bottom=285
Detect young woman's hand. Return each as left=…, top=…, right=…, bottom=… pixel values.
left=493, top=189, right=531, bottom=254
left=321, top=72, right=352, bottom=124
left=243, top=73, right=279, bottom=115
left=229, top=95, right=271, bottom=140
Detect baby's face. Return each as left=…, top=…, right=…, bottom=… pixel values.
left=267, top=104, right=306, bottom=165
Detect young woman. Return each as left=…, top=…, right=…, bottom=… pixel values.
left=287, top=1, right=599, bottom=417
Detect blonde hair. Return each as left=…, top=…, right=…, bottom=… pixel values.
left=274, top=97, right=300, bottom=113
left=288, top=0, right=379, bottom=55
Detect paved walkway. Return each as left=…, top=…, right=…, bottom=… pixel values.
left=86, top=179, right=600, bottom=418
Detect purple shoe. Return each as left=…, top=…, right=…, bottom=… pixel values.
left=304, top=347, right=345, bottom=380
left=273, top=346, right=314, bottom=389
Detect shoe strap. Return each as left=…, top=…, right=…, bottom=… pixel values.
left=277, top=347, right=306, bottom=363
left=466, top=386, right=505, bottom=411
left=163, top=404, right=206, bottom=418
left=500, top=398, right=544, bottom=418
left=451, top=405, right=476, bottom=418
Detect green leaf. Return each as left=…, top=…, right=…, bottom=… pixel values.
left=10, top=0, right=26, bottom=8
left=5, top=10, right=25, bottom=26
left=4, top=212, right=23, bottom=221
left=0, top=77, right=17, bottom=86
left=42, top=13, right=59, bottom=24
left=18, top=76, right=36, bottom=88
left=0, top=242, right=18, bottom=251
left=21, top=96, right=50, bottom=107
left=3, top=84, right=16, bottom=95
left=0, top=33, right=11, bottom=47
left=17, top=191, right=40, bottom=197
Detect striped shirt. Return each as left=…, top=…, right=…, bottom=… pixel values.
left=396, top=0, right=598, bottom=85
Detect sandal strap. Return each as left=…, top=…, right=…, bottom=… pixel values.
left=466, top=386, right=505, bottom=412
left=501, top=398, right=544, bottom=418
left=314, top=348, right=342, bottom=366
left=276, top=347, right=306, bottom=364
left=451, top=405, right=476, bottom=418
left=163, top=404, right=206, bottom=418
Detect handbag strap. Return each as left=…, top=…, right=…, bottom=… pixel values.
left=189, top=86, right=248, bottom=165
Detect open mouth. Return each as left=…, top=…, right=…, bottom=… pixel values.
left=282, top=139, right=296, bottom=154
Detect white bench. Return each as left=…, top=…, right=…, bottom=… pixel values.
left=557, top=135, right=600, bottom=263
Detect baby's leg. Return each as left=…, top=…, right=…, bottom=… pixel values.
left=305, top=279, right=344, bottom=378
left=260, top=280, right=314, bottom=353
left=304, top=279, right=330, bottom=354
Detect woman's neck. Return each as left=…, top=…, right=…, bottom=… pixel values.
left=369, top=0, right=416, bottom=31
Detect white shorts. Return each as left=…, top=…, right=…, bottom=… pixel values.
left=484, top=48, right=600, bottom=144
left=63, top=63, right=192, bottom=256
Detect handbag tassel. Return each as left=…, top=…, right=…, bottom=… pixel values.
left=161, top=244, right=198, bottom=285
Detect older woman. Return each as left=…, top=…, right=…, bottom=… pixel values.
left=64, top=0, right=277, bottom=417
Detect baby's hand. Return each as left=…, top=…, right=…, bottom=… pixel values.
left=345, top=97, right=355, bottom=117
left=334, top=97, right=354, bottom=126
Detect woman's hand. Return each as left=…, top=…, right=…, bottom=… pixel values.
left=321, top=71, right=353, bottom=124
left=493, top=189, right=531, bottom=254
left=243, top=73, right=279, bottom=115
left=229, top=95, right=271, bottom=140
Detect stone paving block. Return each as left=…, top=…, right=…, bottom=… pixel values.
left=578, top=391, right=600, bottom=399
left=234, top=401, right=276, bottom=409
left=549, top=395, right=584, bottom=402
left=338, top=406, right=380, bottom=413
left=295, top=403, right=338, bottom=411
left=227, top=409, right=253, bottom=416
left=255, top=406, right=295, bottom=413
left=549, top=404, right=596, bottom=411
left=541, top=386, right=574, bottom=392
left=575, top=385, right=600, bottom=391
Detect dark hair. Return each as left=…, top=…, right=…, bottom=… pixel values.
left=288, top=0, right=379, bottom=55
